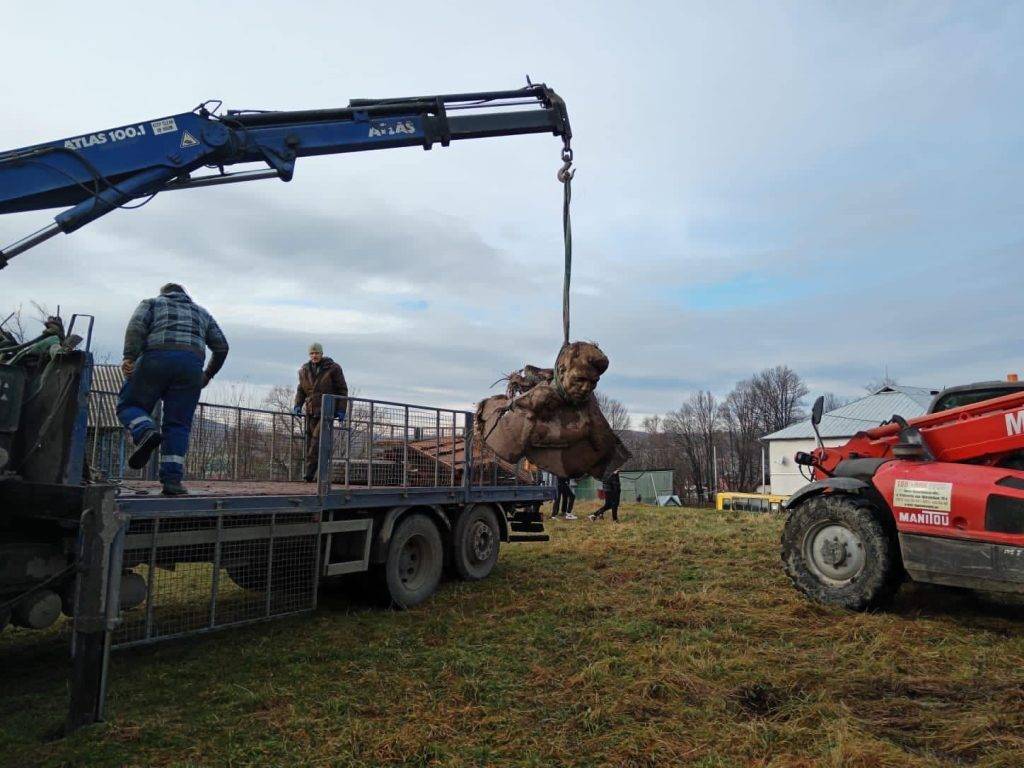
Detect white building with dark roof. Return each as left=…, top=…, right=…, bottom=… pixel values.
left=762, top=385, right=938, bottom=496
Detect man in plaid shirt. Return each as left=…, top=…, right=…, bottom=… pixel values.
left=116, top=283, right=229, bottom=495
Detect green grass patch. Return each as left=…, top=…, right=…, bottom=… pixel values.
left=3, top=504, right=1024, bottom=767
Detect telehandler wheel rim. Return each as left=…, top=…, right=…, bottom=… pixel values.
left=802, top=521, right=866, bottom=585
left=398, top=534, right=430, bottom=591
left=469, top=520, right=495, bottom=564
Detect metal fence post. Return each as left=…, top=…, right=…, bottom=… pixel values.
left=450, top=411, right=457, bottom=487
left=317, top=396, right=335, bottom=499
left=195, top=403, right=204, bottom=477
left=233, top=407, right=241, bottom=480
left=402, top=406, right=409, bottom=488
left=269, top=413, right=276, bottom=482
left=434, top=410, right=440, bottom=486
left=143, top=517, right=159, bottom=640
left=67, top=484, right=121, bottom=733
left=344, top=398, right=352, bottom=487
left=464, top=412, right=474, bottom=496
left=265, top=513, right=277, bottom=618
left=368, top=401, right=375, bottom=489
left=209, top=515, right=223, bottom=628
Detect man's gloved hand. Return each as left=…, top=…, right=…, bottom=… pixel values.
left=121, top=358, right=135, bottom=377
left=293, top=405, right=303, bottom=416
left=335, top=410, right=346, bottom=423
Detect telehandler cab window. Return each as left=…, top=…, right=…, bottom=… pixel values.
left=932, top=387, right=1024, bottom=413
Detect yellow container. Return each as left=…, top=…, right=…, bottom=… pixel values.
left=715, top=492, right=788, bottom=513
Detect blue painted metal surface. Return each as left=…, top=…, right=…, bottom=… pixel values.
left=63, top=350, right=94, bottom=485
left=0, top=84, right=570, bottom=266
left=114, top=484, right=554, bottom=516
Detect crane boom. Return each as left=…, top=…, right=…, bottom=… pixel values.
left=0, top=84, right=571, bottom=268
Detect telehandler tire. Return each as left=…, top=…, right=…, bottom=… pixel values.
left=781, top=494, right=902, bottom=611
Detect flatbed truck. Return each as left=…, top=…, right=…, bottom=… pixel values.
left=1, top=334, right=552, bottom=731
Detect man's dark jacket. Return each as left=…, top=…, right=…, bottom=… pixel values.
left=294, top=357, right=348, bottom=415
left=603, top=473, right=621, bottom=500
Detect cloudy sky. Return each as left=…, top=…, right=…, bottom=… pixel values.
left=3, top=2, right=1023, bottom=421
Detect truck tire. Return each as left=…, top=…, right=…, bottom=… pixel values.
left=452, top=504, right=501, bottom=581
left=383, top=513, right=443, bottom=609
left=781, top=494, right=901, bottom=610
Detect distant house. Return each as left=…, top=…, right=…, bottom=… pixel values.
left=86, top=364, right=128, bottom=477
left=762, top=385, right=937, bottom=497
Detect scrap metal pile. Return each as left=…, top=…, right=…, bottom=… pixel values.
left=475, top=342, right=630, bottom=479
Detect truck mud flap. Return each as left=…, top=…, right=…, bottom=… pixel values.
left=508, top=504, right=545, bottom=534
left=899, top=533, right=1024, bottom=593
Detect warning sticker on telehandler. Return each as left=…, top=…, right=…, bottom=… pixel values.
left=893, top=479, right=952, bottom=512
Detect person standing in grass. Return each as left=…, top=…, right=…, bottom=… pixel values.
left=557, top=476, right=578, bottom=520
left=551, top=476, right=566, bottom=519
left=590, top=469, right=621, bottom=522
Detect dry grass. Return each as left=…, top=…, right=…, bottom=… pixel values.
left=3, top=503, right=1024, bottom=767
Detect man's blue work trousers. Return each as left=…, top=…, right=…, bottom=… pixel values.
left=116, top=350, right=203, bottom=484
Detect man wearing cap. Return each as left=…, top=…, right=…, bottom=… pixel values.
left=293, top=343, right=348, bottom=482
left=117, top=283, right=229, bottom=496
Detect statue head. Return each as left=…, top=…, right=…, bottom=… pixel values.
left=555, top=342, right=608, bottom=403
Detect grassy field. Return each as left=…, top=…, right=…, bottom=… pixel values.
left=3, top=502, right=1024, bottom=767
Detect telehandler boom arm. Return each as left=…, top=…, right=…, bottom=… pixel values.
left=811, top=389, right=1024, bottom=475
left=0, top=84, right=571, bottom=269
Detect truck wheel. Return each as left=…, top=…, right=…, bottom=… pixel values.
left=384, top=513, right=443, bottom=609
left=452, top=504, right=501, bottom=581
left=781, top=494, right=901, bottom=610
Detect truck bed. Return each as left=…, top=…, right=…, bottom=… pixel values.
left=86, top=391, right=554, bottom=514
left=113, top=478, right=553, bottom=514
left=117, top=480, right=317, bottom=498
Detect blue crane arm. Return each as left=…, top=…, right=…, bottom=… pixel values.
left=0, top=84, right=571, bottom=269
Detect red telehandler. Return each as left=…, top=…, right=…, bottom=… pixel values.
left=781, top=384, right=1024, bottom=609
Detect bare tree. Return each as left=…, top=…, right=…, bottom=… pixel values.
left=595, top=392, right=631, bottom=432
left=820, top=391, right=852, bottom=412
left=2, top=302, right=50, bottom=345
left=751, top=365, right=808, bottom=435
left=864, top=372, right=899, bottom=393
left=1, top=305, right=25, bottom=344
left=203, top=381, right=264, bottom=409
left=609, top=367, right=809, bottom=502
left=664, top=391, right=719, bottom=502
left=720, top=380, right=761, bottom=491
left=262, top=384, right=295, bottom=412
left=641, top=414, right=660, bottom=434
left=625, top=415, right=662, bottom=468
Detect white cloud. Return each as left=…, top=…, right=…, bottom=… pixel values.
left=3, top=2, right=1023, bottom=420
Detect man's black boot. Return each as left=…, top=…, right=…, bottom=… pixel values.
left=161, top=480, right=187, bottom=496
left=128, top=429, right=162, bottom=470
